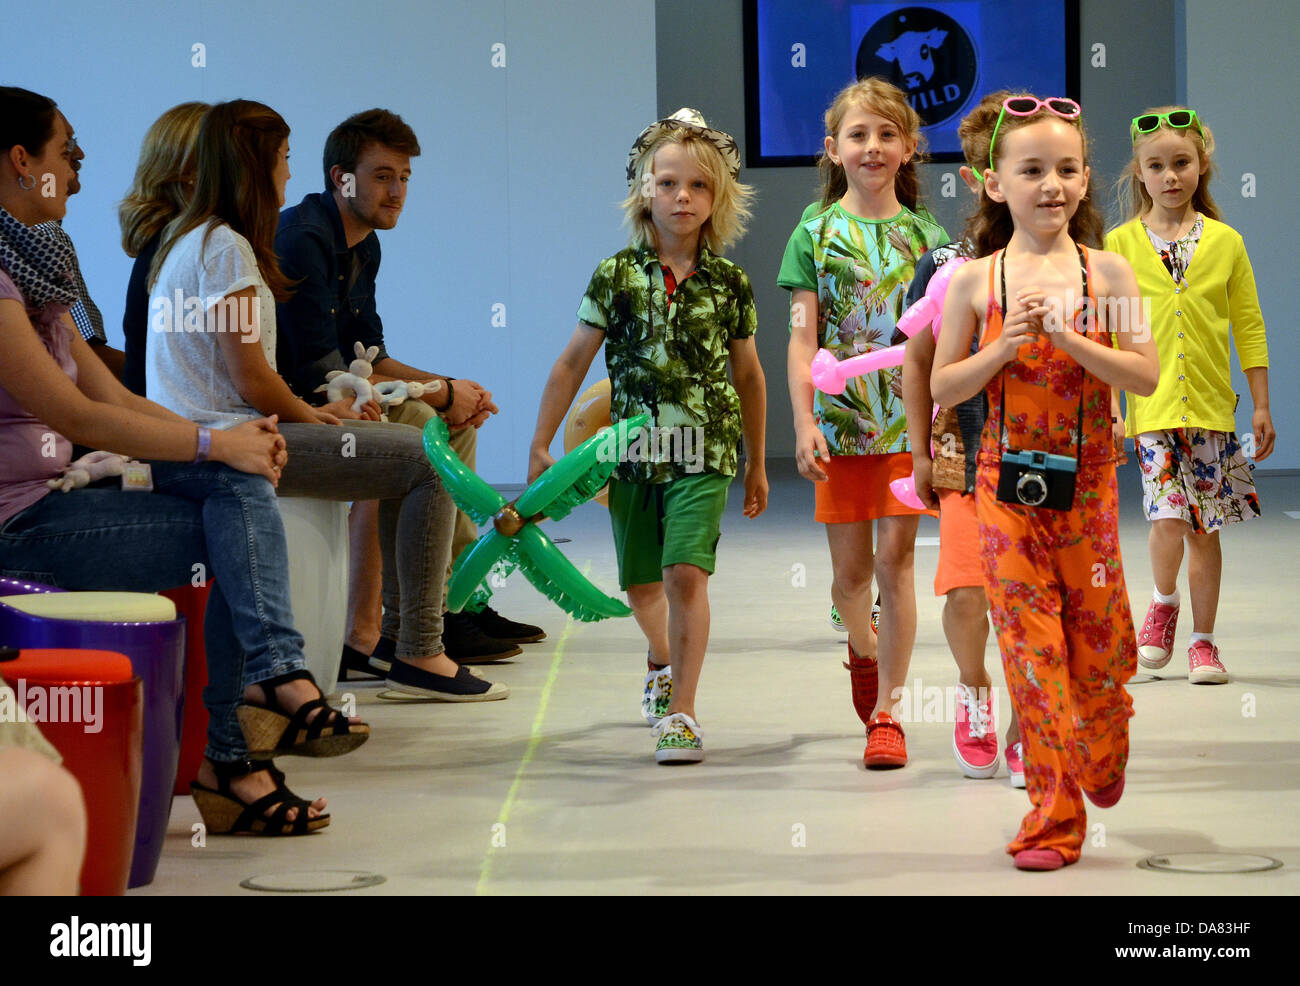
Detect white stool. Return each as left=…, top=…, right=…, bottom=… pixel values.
left=276, top=498, right=349, bottom=695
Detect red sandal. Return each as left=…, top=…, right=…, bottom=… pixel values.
left=863, top=711, right=907, bottom=769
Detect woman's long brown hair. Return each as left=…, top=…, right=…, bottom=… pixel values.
left=150, top=99, right=293, bottom=300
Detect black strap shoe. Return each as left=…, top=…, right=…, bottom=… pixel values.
left=466, top=606, right=546, bottom=644
left=442, top=611, right=523, bottom=663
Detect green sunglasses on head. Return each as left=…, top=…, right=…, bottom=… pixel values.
left=1130, top=109, right=1205, bottom=145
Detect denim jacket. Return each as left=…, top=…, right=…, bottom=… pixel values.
left=275, top=191, right=388, bottom=399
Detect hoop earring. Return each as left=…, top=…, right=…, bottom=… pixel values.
left=17, top=174, right=37, bottom=191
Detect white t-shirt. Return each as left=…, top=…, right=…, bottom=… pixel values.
left=146, top=222, right=278, bottom=429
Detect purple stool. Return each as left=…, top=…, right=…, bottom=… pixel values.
left=0, top=590, right=185, bottom=888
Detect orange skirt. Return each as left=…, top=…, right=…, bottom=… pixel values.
left=814, top=453, right=938, bottom=524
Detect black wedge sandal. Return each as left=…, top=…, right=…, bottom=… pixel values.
left=237, top=669, right=370, bottom=759
left=190, top=758, right=330, bottom=836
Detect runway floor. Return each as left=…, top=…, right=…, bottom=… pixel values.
left=137, top=463, right=1300, bottom=896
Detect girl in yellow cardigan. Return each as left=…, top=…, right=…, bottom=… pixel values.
left=1105, top=107, right=1273, bottom=685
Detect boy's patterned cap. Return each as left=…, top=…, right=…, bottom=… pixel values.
left=626, top=107, right=740, bottom=188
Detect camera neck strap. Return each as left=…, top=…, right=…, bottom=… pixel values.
left=996, top=245, right=1089, bottom=461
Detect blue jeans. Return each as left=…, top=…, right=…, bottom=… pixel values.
left=0, top=461, right=306, bottom=761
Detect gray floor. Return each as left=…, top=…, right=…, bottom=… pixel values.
left=137, top=463, right=1300, bottom=895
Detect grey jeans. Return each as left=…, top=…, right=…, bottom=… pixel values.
left=275, top=420, right=456, bottom=658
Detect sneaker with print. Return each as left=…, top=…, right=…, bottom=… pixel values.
left=642, top=662, right=673, bottom=726
left=830, top=604, right=847, bottom=633
left=1188, top=639, right=1229, bottom=684
left=1137, top=597, right=1179, bottom=669
left=953, top=683, right=999, bottom=779
left=653, top=712, right=704, bottom=764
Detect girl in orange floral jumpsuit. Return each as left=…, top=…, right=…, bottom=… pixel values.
left=932, top=97, right=1159, bottom=870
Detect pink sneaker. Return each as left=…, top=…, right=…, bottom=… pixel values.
left=1188, top=639, right=1229, bottom=684
left=1005, top=741, right=1026, bottom=788
left=953, top=684, right=998, bottom=778
left=1137, top=598, right=1179, bottom=669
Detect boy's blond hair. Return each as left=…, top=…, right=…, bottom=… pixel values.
left=622, top=130, right=754, bottom=254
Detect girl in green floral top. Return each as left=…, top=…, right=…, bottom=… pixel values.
left=780, top=78, right=948, bottom=768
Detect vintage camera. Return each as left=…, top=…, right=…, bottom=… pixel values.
left=996, top=449, right=1077, bottom=510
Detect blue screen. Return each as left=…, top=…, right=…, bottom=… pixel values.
left=751, top=0, right=1072, bottom=161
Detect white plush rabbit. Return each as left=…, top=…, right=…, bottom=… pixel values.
left=315, top=341, right=380, bottom=412
left=373, top=378, right=441, bottom=408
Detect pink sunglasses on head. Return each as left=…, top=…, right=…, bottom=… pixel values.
left=976, top=97, right=1083, bottom=181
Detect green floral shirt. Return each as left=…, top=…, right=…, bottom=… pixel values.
left=778, top=202, right=948, bottom=455
left=577, top=246, right=757, bottom=484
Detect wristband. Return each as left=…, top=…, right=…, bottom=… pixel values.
left=437, top=378, right=455, bottom=413
left=193, top=426, right=212, bottom=463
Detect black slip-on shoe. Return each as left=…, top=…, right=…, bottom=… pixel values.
left=340, top=643, right=385, bottom=681
left=385, top=659, right=509, bottom=702
left=367, top=636, right=397, bottom=673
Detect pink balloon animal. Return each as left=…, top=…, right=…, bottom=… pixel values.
left=810, top=256, right=968, bottom=396
left=882, top=256, right=970, bottom=508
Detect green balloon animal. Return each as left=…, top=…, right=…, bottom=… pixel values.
left=421, top=413, right=650, bottom=622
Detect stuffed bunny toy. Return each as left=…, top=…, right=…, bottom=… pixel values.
left=373, top=378, right=442, bottom=409
left=315, top=341, right=380, bottom=413
left=47, top=450, right=131, bottom=492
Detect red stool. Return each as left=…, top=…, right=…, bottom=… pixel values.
left=163, top=584, right=212, bottom=796
left=1, top=648, right=143, bottom=896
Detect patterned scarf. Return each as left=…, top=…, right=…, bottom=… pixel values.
left=0, top=205, right=78, bottom=311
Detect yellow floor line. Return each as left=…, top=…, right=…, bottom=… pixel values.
left=475, top=611, right=575, bottom=895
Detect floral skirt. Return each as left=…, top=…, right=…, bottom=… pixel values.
left=1136, top=428, right=1260, bottom=533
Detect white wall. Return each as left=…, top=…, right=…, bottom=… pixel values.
left=1185, top=0, right=1298, bottom=471
left=8, top=0, right=655, bottom=484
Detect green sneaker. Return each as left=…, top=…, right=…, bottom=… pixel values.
left=653, top=712, right=704, bottom=764
left=832, top=602, right=880, bottom=634
left=642, top=664, right=673, bottom=726
left=830, top=604, right=847, bottom=633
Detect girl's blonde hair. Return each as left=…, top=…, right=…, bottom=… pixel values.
left=1117, top=105, right=1220, bottom=223
left=119, top=102, right=210, bottom=258
left=622, top=130, right=754, bottom=254
left=967, top=94, right=1104, bottom=256
left=817, top=77, right=928, bottom=211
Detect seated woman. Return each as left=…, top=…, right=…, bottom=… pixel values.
left=145, top=98, right=504, bottom=702
left=0, top=86, right=364, bottom=835
left=118, top=100, right=208, bottom=398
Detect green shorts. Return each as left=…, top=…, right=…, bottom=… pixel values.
left=608, top=472, right=732, bottom=589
